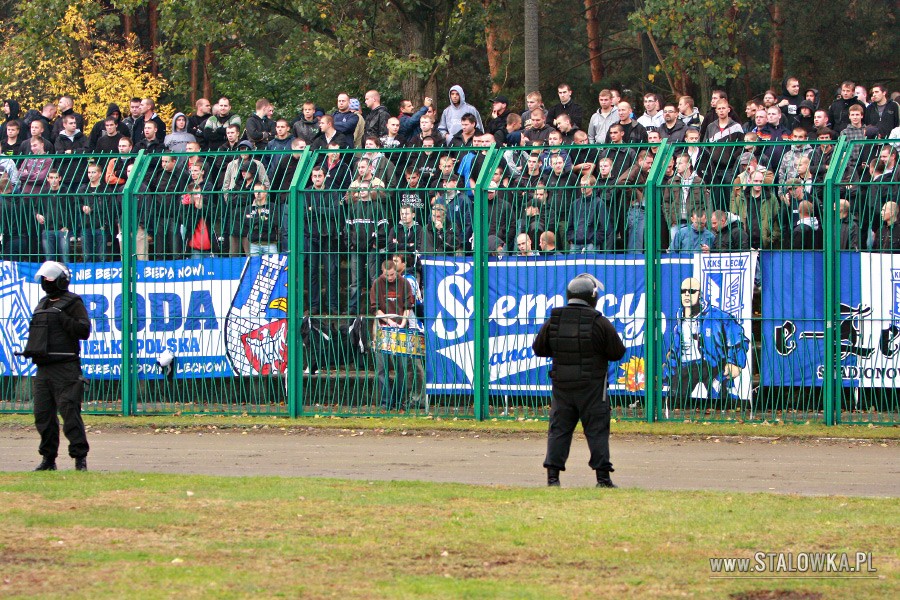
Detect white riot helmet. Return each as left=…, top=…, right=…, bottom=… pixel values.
left=35, top=261, right=71, bottom=294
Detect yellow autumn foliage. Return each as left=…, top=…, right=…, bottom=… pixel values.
left=0, top=5, right=174, bottom=130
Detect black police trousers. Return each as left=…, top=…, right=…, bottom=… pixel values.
left=544, top=378, right=612, bottom=473
left=33, top=362, right=89, bottom=460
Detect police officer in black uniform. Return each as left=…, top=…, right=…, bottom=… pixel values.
left=24, top=262, right=92, bottom=471
left=532, top=273, right=626, bottom=487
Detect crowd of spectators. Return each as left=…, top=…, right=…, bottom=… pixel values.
left=1, top=79, right=899, bottom=313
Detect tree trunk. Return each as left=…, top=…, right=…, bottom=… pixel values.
left=769, top=1, right=784, bottom=86
left=202, top=45, right=212, bottom=100
left=483, top=2, right=502, bottom=93
left=190, top=49, right=198, bottom=105
left=584, top=0, right=604, bottom=83
left=148, top=1, right=159, bottom=76
left=523, top=0, right=540, bottom=93
left=122, top=12, right=132, bottom=39
left=740, top=44, right=752, bottom=100
left=396, top=9, right=435, bottom=103
left=697, top=69, right=711, bottom=114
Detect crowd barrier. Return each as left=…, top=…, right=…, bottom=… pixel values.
left=0, top=139, right=897, bottom=424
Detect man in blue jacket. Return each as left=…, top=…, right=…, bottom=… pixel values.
left=664, top=277, right=749, bottom=403
left=333, top=93, right=359, bottom=148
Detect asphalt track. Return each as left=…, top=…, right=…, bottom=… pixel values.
left=3, top=426, right=898, bottom=497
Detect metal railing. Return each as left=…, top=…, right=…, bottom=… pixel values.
left=0, top=138, right=897, bottom=424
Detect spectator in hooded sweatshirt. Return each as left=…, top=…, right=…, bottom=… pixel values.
left=1, top=98, right=21, bottom=141
left=777, top=76, right=802, bottom=129
left=164, top=112, right=197, bottom=153
left=796, top=100, right=817, bottom=137
left=437, top=85, right=483, bottom=144
left=88, top=104, right=129, bottom=150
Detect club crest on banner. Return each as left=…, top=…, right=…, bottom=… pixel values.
left=0, top=262, right=35, bottom=376
left=225, top=255, right=289, bottom=375
left=701, top=255, right=748, bottom=318
left=891, top=269, right=900, bottom=323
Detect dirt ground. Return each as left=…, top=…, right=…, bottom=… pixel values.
left=2, top=425, right=898, bottom=497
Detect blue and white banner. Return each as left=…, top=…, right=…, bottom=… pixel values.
left=423, top=253, right=757, bottom=399
left=762, top=252, right=900, bottom=388
left=0, top=256, right=290, bottom=379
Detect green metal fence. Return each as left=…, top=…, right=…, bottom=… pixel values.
left=0, top=138, right=897, bottom=424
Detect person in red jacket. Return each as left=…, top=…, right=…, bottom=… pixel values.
left=370, top=260, right=415, bottom=410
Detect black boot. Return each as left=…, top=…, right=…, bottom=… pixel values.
left=596, top=471, right=616, bottom=488
left=75, top=457, right=88, bottom=472
left=547, top=467, right=560, bottom=487
left=34, top=457, right=57, bottom=471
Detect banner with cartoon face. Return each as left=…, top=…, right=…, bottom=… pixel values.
left=0, top=257, right=288, bottom=380
left=762, top=252, right=900, bottom=388
left=423, top=253, right=756, bottom=400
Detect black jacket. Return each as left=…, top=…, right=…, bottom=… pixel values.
left=54, top=131, right=88, bottom=154
left=486, top=109, right=512, bottom=146
left=303, top=186, right=344, bottom=240
left=532, top=304, right=625, bottom=390
left=791, top=221, right=823, bottom=250
left=51, top=109, right=85, bottom=142
left=875, top=223, right=900, bottom=253
left=245, top=113, right=275, bottom=149
left=606, top=121, right=647, bottom=144
left=136, top=137, right=165, bottom=153
left=88, top=103, right=130, bottom=150
left=840, top=216, right=860, bottom=251
left=864, top=100, right=900, bottom=138
left=131, top=114, right=166, bottom=144
left=547, top=101, right=584, bottom=130
left=713, top=218, right=750, bottom=251
left=187, top=112, right=210, bottom=149
left=365, top=105, right=391, bottom=140
left=29, top=291, right=91, bottom=367
left=827, top=96, right=866, bottom=133
left=0, top=98, right=20, bottom=141
left=661, top=119, right=687, bottom=143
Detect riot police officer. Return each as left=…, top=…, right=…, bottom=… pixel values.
left=532, top=273, right=626, bottom=487
left=24, top=262, right=92, bottom=471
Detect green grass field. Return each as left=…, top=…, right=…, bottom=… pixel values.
left=0, top=472, right=896, bottom=599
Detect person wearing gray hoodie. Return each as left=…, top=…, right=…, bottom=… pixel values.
left=437, top=85, right=483, bottom=145
left=164, top=112, right=197, bottom=153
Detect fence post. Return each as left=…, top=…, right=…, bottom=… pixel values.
left=287, top=150, right=316, bottom=418
left=119, top=150, right=148, bottom=416
left=643, top=140, right=670, bottom=422
left=822, top=137, right=849, bottom=426
left=472, top=145, right=504, bottom=421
